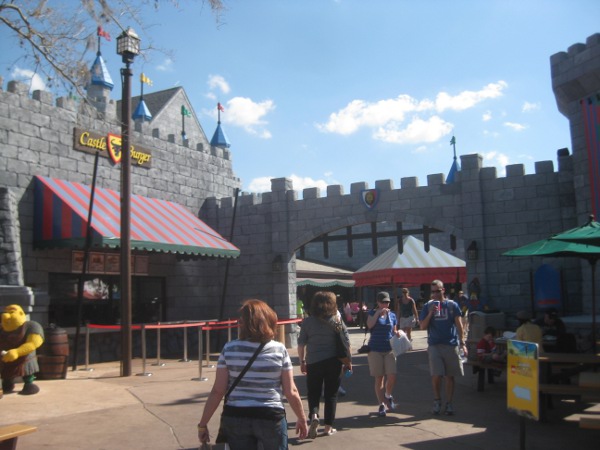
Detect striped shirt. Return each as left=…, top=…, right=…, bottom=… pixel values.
left=217, top=339, right=291, bottom=410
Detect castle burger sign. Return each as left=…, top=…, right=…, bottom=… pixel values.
left=73, top=128, right=152, bottom=168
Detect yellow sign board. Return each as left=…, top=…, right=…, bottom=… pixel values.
left=506, top=340, right=539, bottom=421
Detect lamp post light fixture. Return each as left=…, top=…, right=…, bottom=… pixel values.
left=116, top=27, right=140, bottom=377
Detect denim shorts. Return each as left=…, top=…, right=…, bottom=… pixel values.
left=221, top=415, right=288, bottom=450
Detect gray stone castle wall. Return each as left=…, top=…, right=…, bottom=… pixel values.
left=1, top=33, right=599, bottom=340
left=203, top=152, right=578, bottom=326
left=0, top=78, right=240, bottom=324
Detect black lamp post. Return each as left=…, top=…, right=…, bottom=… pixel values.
left=116, top=27, right=140, bottom=377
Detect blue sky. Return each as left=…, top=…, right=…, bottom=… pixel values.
left=3, top=1, right=600, bottom=195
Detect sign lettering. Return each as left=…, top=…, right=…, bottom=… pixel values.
left=73, top=128, right=152, bottom=168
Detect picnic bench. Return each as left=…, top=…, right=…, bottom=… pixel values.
left=464, top=359, right=504, bottom=392
left=0, top=424, right=37, bottom=450
left=579, top=415, right=600, bottom=429
left=539, top=355, right=600, bottom=422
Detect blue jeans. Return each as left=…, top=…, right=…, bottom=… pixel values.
left=221, top=415, right=288, bottom=450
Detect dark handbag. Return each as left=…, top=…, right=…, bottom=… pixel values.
left=357, top=338, right=370, bottom=354
left=325, top=317, right=351, bottom=364
left=215, top=342, right=266, bottom=444
left=357, top=326, right=370, bottom=353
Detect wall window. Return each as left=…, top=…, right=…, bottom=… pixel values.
left=48, top=273, right=165, bottom=327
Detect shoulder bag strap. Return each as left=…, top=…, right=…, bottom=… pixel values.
left=224, top=341, right=266, bottom=404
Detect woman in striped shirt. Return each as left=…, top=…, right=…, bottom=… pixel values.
left=198, top=299, right=308, bottom=449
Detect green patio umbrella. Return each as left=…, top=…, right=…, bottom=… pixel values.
left=503, top=235, right=600, bottom=353
left=551, top=215, right=600, bottom=246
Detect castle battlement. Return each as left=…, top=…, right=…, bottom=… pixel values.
left=1, top=78, right=231, bottom=162
left=205, top=151, right=572, bottom=213
left=551, top=33, right=600, bottom=116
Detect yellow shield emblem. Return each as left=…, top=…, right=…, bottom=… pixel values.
left=107, top=133, right=122, bottom=164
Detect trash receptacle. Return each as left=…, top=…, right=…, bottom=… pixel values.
left=37, top=325, right=69, bottom=380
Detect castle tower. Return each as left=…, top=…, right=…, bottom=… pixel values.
left=85, top=30, right=115, bottom=120
left=551, top=33, right=600, bottom=221
left=210, top=102, right=231, bottom=149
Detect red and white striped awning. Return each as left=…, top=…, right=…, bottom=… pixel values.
left=353, top=236, right=466, bottom=287
left=33, top=176, right=240, bottom=258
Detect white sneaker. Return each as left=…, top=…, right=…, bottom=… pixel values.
left=385, top=395, right=395, bottom=411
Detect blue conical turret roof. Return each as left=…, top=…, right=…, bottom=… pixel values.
left=89, top=52, right=114, bottom=90
left=446, top=158, right=460, bottom=184
left=210, top=122, right=231, bottom=148
left=133, top=99, right=152, bottom=121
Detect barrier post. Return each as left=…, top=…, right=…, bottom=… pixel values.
left=136, top=325, right=152, bottom=377
left=228, top=319, right=232, bottom=343
left=79, top=324, right=94, bottom=372
left=192, top=323, right=208, bottom=381
left=180, top=322, right=190, bottom=362
left=278, top=323, right=286, bottom=344
left=205, top=327, right=214, bottom=368
left=152, top=325, right=165, bottom=367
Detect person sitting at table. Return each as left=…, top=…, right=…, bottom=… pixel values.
left=515, top=310, right=543, bottom=350
left=535, top=308, right=576, bottom=353
left=476, top=326, right=506, bottom=364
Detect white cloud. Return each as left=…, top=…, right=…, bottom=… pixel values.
left=482, top=151, right=510, bottom=176
left=289, top=174, right=329, bottom=192
left=522, top=101, right=540, bottom=112
left=373, top=116, right=453, bottom=144
left=11, top=67, right=46, bottom=91
left=247, top=177, right=273, bottom=193
left=220, top=96, right=275, bottom=138
left=317, top=81, right=507, bottom=146
left=247, top=174, right=328, bottom=193
left=207, top=74, right=231, bottom=94
left=156, top=58, right=174, bottom=72
left=317, top=95, right=431, bottom=135
left=482, top=111, right=492, bottom=122
left=504, top=121, right=527, bottom=131
left=435, top=81, right=507, bottom=112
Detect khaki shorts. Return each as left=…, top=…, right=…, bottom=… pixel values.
left=427, top=344, right=464, bottom=377
left=367, top=351, right=397, bottom=377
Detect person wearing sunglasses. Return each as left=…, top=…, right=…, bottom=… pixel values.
left=419, top=280, right=467, bottom=416
left=366, top=291, right=401, bottom=417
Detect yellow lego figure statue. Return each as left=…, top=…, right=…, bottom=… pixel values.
left=0, top=304, right=44, bottom=396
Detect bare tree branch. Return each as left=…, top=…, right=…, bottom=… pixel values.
left=0, top=0, right=225, bottom=98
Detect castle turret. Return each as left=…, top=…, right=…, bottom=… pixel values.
left=85, top=31, right=115, bottom=120
left=210, top=102, right=231, bottom=149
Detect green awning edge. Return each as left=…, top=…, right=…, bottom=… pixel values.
left=34, top=237, right=240, bottom=259
left=296, top=279, right=355, bottom=288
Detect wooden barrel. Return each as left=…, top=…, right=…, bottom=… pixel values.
left=36, top=355, right=68, bottom=380
left=42, top=326, right=69, bottom=357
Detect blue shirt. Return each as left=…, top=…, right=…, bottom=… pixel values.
left=419, top=299, right=462, bottom=346
left=368, top=310, right=397, bottom=352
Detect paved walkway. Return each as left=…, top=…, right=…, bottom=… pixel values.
left=1, top=328, right=598, bottom=449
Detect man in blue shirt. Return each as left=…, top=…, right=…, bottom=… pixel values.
left=419, top=280, right=467, bottom=416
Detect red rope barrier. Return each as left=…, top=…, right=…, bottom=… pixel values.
left=86, top=317, right=301, bottom=332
